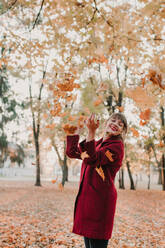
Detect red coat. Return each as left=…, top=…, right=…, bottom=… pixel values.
left=66, top=134, right=124, bottom=240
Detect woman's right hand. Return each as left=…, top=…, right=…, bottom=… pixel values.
left=85, top=113, right=99, bottom=133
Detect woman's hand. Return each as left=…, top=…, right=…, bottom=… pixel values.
left=85, top=113, right=99, bottom=142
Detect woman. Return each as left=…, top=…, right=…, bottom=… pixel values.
left=66, top=112, right=128, bottom=248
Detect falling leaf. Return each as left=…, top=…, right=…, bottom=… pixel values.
left=105, top=150, right=114, bottom=162
left=94, top=96, right=103, bottom=106
left=45, top=123, right=55, bottom=130
left=157, top=141, right=164, bottom=148
left=58, top=112, right=67, bottom=117
left=95, top=166, right=105, bottom=181
left=43, top=113, right=48, bottom=119
left=140, top=109, right=151, bottom=120
left=141, top=77, right=146, bottom=88
left=51, top=178, right=57, bottom=184
left=62, top=124, right=77, bottom=134
left=130, top=127, right=139, bottom=137
left=117, top=106, right=124, bottom=112
left=147, top=70, right=165, bottom=90
left=140, top=120, right=147, bottom=126
left=68, top=116, right=76, bottom=121
left=66, top=95, right=73, bottom=101
left=80, top=151, right=89, bottom=160
left=142, top=135, right=148, bottom=139
left=96, top=82, right=108, bottom=93
left=125, top=86, right=155, bottom=109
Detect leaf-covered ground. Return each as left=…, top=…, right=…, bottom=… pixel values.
left=0, top=180, right=164, bottom=248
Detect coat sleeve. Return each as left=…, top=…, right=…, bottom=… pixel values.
left=81, top=139, right=123, bottom=168
left=66, top=135, right=82, bottom=159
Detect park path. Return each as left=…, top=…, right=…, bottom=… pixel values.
left=0, top=180, right=164, bottom=248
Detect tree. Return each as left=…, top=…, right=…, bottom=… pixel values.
left=0, top=37, right=18, bottom=167
left=160, top=106, right=165, bottom=190
left=29, top=69, right=45, bottom=186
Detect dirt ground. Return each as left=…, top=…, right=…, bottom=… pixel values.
left=0, top=180, right=164, bottom=248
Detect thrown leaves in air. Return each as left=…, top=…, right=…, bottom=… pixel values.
left=62, top=124, right=77, bottom=134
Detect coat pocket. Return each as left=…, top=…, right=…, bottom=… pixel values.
left=83, top=184, right=105, bottom=222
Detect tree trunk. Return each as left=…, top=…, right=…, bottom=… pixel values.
left=61, top=154, right=68, bottom=186
left=126, top=161, right=135, bottom=190
left=35, top=137, right=41, bottom=186
left=151, top=144, right=162, bottom=185
left=29, top=71, right=44, bottom=187
left=118, top=168, right=125, bottom=189
left=147, top=174, right=150, bottom=190
left=162, top=153, right=165, bottom=191
left=158, top=161, right=162, bottom=184
left=160, top=106, right=165, bottom=190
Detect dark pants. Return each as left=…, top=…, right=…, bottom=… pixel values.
left=84, top=237, right=109, bottom=248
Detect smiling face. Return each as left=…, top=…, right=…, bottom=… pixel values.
left=104, top=116, right=124, bottom=138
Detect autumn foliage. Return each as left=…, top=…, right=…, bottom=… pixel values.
left=0, top=181, right=164, bottom=247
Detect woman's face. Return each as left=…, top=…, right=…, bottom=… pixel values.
left=105, top=117, right=124, bottom=137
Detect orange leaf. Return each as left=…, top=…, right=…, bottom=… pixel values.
left=141, top=77, right=146, bottom=88
left=62, top=124, right=77, bottom=134
left=43, top=113, right=48, bottom=119
left=157, top=141, right=164, bottom=148
left=125, top=86, right=155, bottom=109
left=51, top=179, right=57, bottom=184
left=147, top=70, right=164, bottom=89
left=78, top=115, right=85, bottom=121
left=130, top=127, right=139, bottom=137
left=94, top=98, right=103, bottom=107
left=142, top=135, right=148, bottom=139
left=105, top=150, right=114, bottom=162
left=68, top=116, right=76, bottom=121
left=47, top=102, right=51, bottom=108
left=140, top=109, right=151, bottom=120
left=140, top=120, right=147, bottom=126
left=65, top=95, right=73, bottom=101
left=58, top=112, right=67, bottom=117
left=117, top=106, right=124, bottom=112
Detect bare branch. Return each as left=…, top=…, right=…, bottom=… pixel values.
left=1, top=0, right=17, bottom=15
left=29, top=84, right=37, bottom=138
left=31, top=0, right=45, bottom=31
left=87, top=0, right=113, bottom=28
